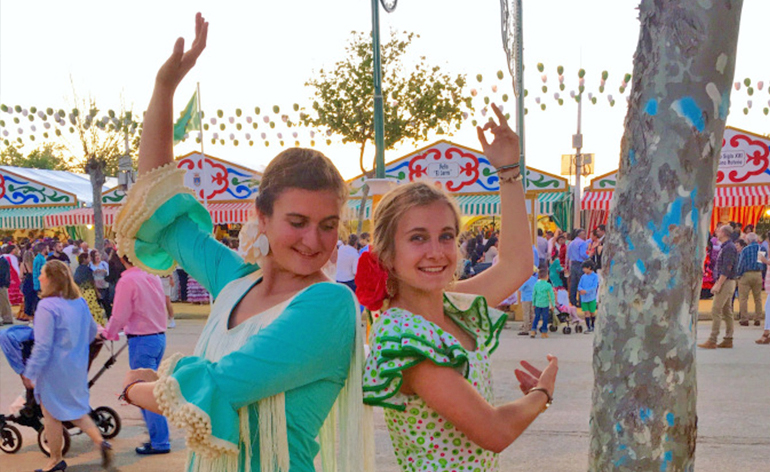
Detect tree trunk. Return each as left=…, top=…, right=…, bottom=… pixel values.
left=589, top=2, right=743, bottom=471
left=356, top=142, right=372, bottom=236
left=87, top=157, right=106, bottom=253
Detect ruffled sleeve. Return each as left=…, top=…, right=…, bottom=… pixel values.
left=443, top=292, right=508, bottom=354
left=114, top=162, right=257, bottom=298
left=362, top=308, right=470, bottom=411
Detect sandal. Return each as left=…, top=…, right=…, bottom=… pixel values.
left=755, top=333, right=770, bottom=345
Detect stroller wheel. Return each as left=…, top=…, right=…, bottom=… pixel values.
left=563, top=326, right=572, bottom=335
left=0, top=424, right=22, bottom=454
left=38, top=426, right=71, bottom=457
left=549, top=324, right=558, bottom=332
left=92, top=406, right=121, bottom=439
left=576, top=325, right=584, bottom=334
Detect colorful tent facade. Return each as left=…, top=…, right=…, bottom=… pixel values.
left=347, top=140, right=569, bottom=220
left=581, top=126, right=770, bottom=229
left=46, top=153, right=262, bottom=228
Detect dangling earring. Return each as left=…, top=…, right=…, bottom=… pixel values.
left=255, top=233, right=270, bottom=258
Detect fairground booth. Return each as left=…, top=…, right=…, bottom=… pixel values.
left=0, top=166, right=113, bottom=242
left=42, top=152, right=262, bottom=240
left=346, top=140, right=571, bottom=238
left=581, top=126, right=770, bottom=233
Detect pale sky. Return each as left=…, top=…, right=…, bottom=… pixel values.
left=1, top=1, right=769, bottom=181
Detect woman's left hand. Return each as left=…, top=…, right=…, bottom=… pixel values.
left=476, top=103, right=520, bottom=169
left=123, top=368, right=159, bottom=389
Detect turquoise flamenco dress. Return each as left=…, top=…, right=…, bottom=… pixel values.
left=114, top=162, right=369, bottom=472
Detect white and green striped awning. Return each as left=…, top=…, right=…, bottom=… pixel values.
left=347, top=199, right=373, bottom=220
left=537, top=192, right=569, bottom=214
left=455, top=195, right=500, bottom=216
left=0, top=206, right=77, bottom=230
left=346, top=192, right=569, bottom=220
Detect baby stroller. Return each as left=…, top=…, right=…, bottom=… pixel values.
left=549, top=288, right=584, bottom=334
left=0, top=325, right=125, bottom=456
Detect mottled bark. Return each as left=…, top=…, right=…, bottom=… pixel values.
left=589, top=1, right=743, bottom=471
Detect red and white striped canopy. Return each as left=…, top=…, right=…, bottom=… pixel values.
left=581, top=191, right=614, bottom=210
left=582, top=185, right=770, bottom=211
left=45, top=206, right=121, bottom=227
left=207, top=202, right=254, bottom=225
left=44, top=202, right=255, bottom=227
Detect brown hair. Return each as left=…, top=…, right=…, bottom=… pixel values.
left=372, top=182, right=461, bottom=291
left=40, top=260, right=81, bottom=300
left=256, top=148, right=347, bottom=217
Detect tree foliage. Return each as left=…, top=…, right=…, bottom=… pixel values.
left=304, top=30, right=471, bottom=173
left=0, top=143, right=74, bottom=171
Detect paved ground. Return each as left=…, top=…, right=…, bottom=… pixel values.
left=1, top=300, right=768, bottom=472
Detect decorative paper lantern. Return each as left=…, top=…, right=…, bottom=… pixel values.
left=261, top=132, right=267, bottom=139
left=246, top=116, right=253, bottom=123
left=277, top=133, right=283, bottom=139
left=747, top=100, right=752, bottom=109
left=292, top=131, right=298, bottom=138
left=245, top=133, right=251, bottom=140
left=236, top=108, right=242, bottom=117
left=757, top=81, right=764, bottom=90
left=470, top=89, right=478, bottom=97
left=310, top=131, right=315, bottom=138
left=541, top=74, right=547, bottom=83
left=30, top=125, right=36, bottom=132
left=535, top=97, right=541, bottom=104
left=481, top=108, right=487, bottom=116
left=210, top=118, right=217, bottom=124
left=228, top=117, right=235, bottom=124
left=491, top=85, right=498, bottom=93
left=213, top=132, right=219, bottom=139
left=263, top=116, right=270, bottom=123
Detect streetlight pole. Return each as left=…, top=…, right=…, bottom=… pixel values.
left=573, top=94, right=583, bottom=230
left=371, top=0, right=397, bottom=179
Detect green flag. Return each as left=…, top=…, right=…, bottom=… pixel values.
left=173, top=91, right=200, bottom=144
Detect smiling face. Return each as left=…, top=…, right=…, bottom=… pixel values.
left=258, top=188, right=341, bottom=277
left=391, top=201, right=458, bottom=295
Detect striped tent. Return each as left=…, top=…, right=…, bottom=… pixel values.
left=347, top=199, right=373, bottom=220
left=537, top=192, right=569, bottom=214
left=207, top=202, right=254, bottom=225
left=45, top=202, right=256, bottom=227
left=582, top=185, right=770, bottom=211
left=0, top=207, right=76, bottom=230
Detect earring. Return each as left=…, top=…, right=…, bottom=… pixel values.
left=255, top=233, right=270, bottom=257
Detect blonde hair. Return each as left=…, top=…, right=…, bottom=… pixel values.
left=40, top=260, right=81, bottom=300
left=372, top=182, right=462, bottom=293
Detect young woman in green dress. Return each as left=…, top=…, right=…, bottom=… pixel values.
left=360, top=104, right=559, bottom=472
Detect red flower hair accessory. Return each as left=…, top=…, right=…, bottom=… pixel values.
left=355, top=251, right=390, bottom=311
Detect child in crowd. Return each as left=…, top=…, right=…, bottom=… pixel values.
left=578, top=260, right=599, bottom=333
left=531, top=269, right=556, bottom=338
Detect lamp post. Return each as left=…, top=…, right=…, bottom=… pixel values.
left=500, top=0, right=526, bottom=190
left=371, top=0, right=398, bottom=179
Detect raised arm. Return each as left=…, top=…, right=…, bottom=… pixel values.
left=454, top=103, right=533, bottom=305
left=138, top=13, right=208, bottom=175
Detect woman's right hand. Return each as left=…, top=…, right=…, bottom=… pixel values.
left=155, top=12, right=209, bottom=91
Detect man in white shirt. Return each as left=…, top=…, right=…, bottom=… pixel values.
left=336, top=234, right=360, bottom=292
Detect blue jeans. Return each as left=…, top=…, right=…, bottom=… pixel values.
left=128, top=334, right=170, bottom=450
left=569, top=262, right=584, bottom=306
left=532, top=306, right=551, bottom=333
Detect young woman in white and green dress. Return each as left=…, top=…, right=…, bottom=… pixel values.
left=360, top=104, right=559, bottom=472
left=115, top=14, right=371, bottom=472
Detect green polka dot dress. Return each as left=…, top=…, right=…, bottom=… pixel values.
left=363, top=292, right=507, bottom=472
